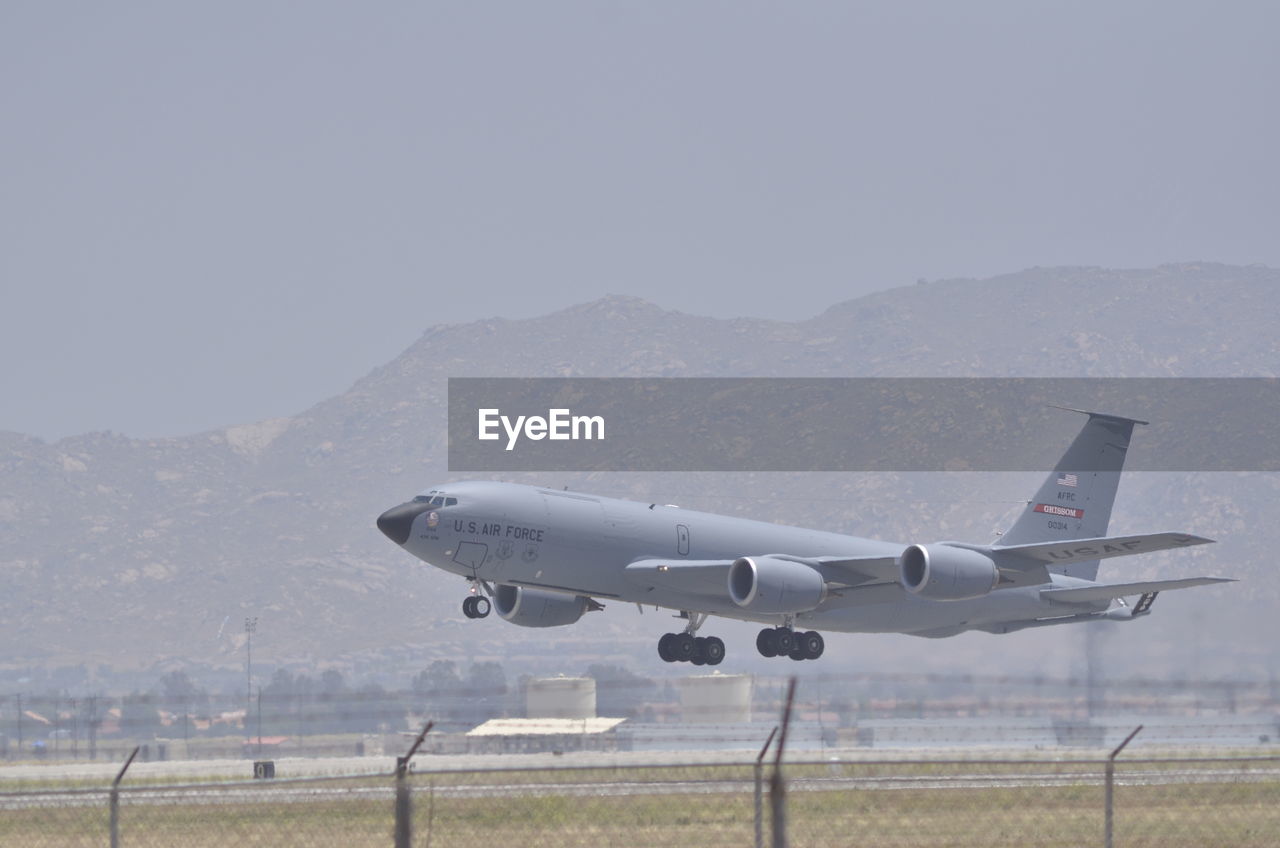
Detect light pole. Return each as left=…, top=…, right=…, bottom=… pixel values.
left=245, top=617, right=257, bottom=750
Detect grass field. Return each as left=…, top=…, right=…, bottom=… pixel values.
left=1, top=759, right=1276, bottom=847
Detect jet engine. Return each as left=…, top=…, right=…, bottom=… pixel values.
left=728, top=556, right=827, bottom=614
left=493, top=585, right=588, bottom=627
left=899, top=544, right=999, bottom=601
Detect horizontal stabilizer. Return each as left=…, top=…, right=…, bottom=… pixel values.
left=1040, top=577, right=1234, bottom=604
left=993, top=532, right=1214, bottom=568
left=1045, top=405, right=1149, bottom=426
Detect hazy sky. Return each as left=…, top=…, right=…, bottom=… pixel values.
left=3, top=2, right=1277, bottom=440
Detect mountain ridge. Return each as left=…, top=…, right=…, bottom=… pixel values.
left=2, top=263, right=1275, bottom=679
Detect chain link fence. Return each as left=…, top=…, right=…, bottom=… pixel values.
left=3, top=754, right=1277, bottom=847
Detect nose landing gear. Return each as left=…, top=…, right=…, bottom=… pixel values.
left=462, top=595, right=490, bottom=618
left=462, top=580, right=492, bottom=619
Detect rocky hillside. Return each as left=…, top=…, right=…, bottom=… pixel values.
left=2, top=263, right=1276, bottom=680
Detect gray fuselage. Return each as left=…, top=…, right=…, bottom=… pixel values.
left=393, top=480, right=1097, bottom=636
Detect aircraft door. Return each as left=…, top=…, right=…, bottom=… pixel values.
left=676, top=524, right=690, bottom=556
left=453, top=541, right=489, bottom=576
left=541, top=491, right=606, bottom=551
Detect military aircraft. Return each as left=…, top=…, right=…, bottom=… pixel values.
left=377, top=409, right=1231, bottom=665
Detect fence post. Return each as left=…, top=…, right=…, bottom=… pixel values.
left=1104, top=725, right=1142, bottom=848
left=395, top=720, right=434, bottom=848
left=770, top=678, right=798, bottom=848
left=755, top=726, right=779, bottom=848
left=109, top=745, right=140, bottom=848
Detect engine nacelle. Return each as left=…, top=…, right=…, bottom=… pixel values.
left=493, top=585, right=588, bottom=627
left=899, top=544, right=999, bottom=601
left=728, top=556, right=826, bottom=613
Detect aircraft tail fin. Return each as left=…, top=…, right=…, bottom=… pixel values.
left=997, top=408, right=1148, bottom=580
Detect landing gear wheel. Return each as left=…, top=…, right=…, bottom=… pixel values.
left=703, top=636, right=726, bottom=666
left=800, top=630, right=824, bottom=659
left=690, top=637, right=708, bottom=666
left=674, top=632, right=696, bottom=662
left=774, top=628, right=795, bottom=655
left=658, top=632, right=678, bottom=663
left=472, top=596, right=490, bottom=618
left=789, top=643, right=807, bottom=661
left=462, top=596, right=478, bottom=618
left=756, top=628, right=779, bottom=657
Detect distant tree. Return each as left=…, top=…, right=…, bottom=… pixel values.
left=293, top=673, right=315, bottom=699
left=50, top=664, right=90, bottom=691
left=412, top=661, right=461, bottom=697
left=585, top=664, right=657, bottom=719
left=828, top=697, right=858, bottom=727
left=159, top=670, right=200, bottom=701
left=158, top=670, right=210, bottom=730
left=351, top=682, right=400, bottom=733
left=119, top=691, right=160, bottom=740
left=466, top=662, right=507, bottom=699
left=289, top=673, right=324, bottom=737
left=320, top=669, right=346, bottom=696
left=413, top=660, right=466, bottom=728
left=261, top=669, right=299, bottom=738
left=466, top=662, right=508, bottom=723
left=263, top=668, right=295, bottom=699
left=308, top=670, right=352, bottom=734
left=509, top=673, right=533, bottom=718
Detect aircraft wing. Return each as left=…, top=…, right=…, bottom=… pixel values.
left=625, top=533, right=1218, bottom=599
left=806, top=555, right=899, bottom=586
left=624, top=559, right=736, bottom=596
left=624, top=553, right=900, bottom=597
left=1040, top=577, right=1234, bottom=604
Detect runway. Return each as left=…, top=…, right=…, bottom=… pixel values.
left=4, top=762, right=1277, bottom=811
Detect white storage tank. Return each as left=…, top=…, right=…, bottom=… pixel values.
left=679, top=673, right=752, bottom=724
left=526, top=676, right=597, bottom=719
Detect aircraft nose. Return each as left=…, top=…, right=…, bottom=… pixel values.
left=376, top=502, right=432, bottom=546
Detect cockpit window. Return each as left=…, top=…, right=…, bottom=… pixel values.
left=412, top=490, right=457, bottom=507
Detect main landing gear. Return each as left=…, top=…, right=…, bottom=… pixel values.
left=658, top=632, right=726, bottom=666
left=757, top=627, right=823, bottom=661
left=657, top=612, right=725, bottom=666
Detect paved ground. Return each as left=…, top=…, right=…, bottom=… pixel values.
left=4, top=764, right=1279, bottom=811
left=0, top=745, right=1130, bottom=784
left=3, top=742, right=1277, bottom=787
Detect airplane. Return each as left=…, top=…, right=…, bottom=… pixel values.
left=376, top=408, right=1233, bottom=665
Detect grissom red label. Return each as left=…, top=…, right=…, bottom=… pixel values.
left=1034, top=503, right=1084, bottom=519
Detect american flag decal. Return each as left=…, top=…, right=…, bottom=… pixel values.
left=1057, top=473, right=1078, bottom=487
